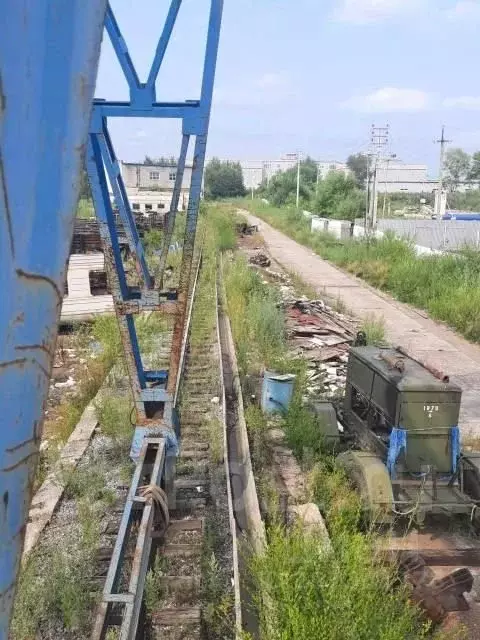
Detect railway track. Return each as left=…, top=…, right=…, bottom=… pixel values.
left=87, top=249, right=236, bottom=640
left=147, top=255, right=235, bottom=639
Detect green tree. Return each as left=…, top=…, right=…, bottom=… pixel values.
left=468, top=151, right=480, bottom=182
left=204, top=158, right=246, bottom=199
left=261, top=158, right=318, bottom=207
left=346, top=153, right=368, bottom=188
left=143, top=155, right=177, bottom=166
left=314, top=172, right=362, bottom=220
left=444, top=148, right=471, bottom=191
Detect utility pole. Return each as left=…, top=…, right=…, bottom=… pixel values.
left=434, top=125, right=451, bottom=218
left=367, top=124, right=389, bottom=232
left=365, top=154, right=370, bottom=231
left=296, top=152, right=301, bottom=210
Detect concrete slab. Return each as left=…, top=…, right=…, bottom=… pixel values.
left=243, top=211, right=480, bottom=435
left=23, top=403, right=98, bottom=557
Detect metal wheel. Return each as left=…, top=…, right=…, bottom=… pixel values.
left=337, top=450, right=394, bottom=524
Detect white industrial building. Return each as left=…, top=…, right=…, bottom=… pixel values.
left=374, top=160, right=438, bottom=194
left=119, top=161, right=192, bottom=214
left=240, top=156, right=349, bottom=190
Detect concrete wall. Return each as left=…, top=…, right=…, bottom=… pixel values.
left=61, top=254, right=114, bottom=322
left=125, top=188, right=188, bottom=214
left=311, top=216, right=352, bottom=239
left=377, top=218, right=480, bottom=251
left=311, top=217, right=445, bottom=256
left=376, top=180, right=439, bottom=194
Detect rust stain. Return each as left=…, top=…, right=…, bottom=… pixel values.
left=6, top=434, right=36, bottom=454
left=0, top=357, right=28, bottom=370
left=16, top=268, right=62, bottom=304
left=1, top=450, right=38, bottom=474
left=15, top=343, right=54, bottom=359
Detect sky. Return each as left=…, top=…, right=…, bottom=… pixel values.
left=96, top=0, right=480, bottom=176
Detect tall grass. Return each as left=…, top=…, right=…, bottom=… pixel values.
left=223, top=255, right=286, bottom=374
left=241, top=199, right=480, bottom=343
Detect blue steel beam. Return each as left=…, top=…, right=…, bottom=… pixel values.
left=94, top=100, right=200, bottom=120
left=97, top=122, right=153, bottom=288
left=0, top=1, right=107, bottom=636
left=104, top=3, right=140, bottom=95
left=87, top=134, right=130, bottom=300
left=146, top=0, right=183, bottom=92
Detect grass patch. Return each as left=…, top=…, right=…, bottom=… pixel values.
left=95, top=393, right=133, bottom=442
left=11, top=463, right=110, bottom=639
left=360, top=313, right=386, bottom=346
left=224, top=254, right=287, bottom=374
left=249, top=521, right=427, bottom=640
left=77, top=198, right=94, bottom=219
left=240, top=199, right=480, bottom=344
left=144, top=554, right=167, bottom=616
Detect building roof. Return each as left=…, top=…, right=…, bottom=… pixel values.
left=121, top=161, right=193, bottom=169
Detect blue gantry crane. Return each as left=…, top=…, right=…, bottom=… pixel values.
left=0, top=1, right=223, bottom=637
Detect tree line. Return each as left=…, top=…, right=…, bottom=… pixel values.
left=257, top=156, right=364, bottom=220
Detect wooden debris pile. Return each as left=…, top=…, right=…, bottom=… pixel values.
left=249, top=252, right=271, bottom=268
left=283, top=299, right=358, bottom=397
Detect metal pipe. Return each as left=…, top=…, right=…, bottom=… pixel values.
left=395, top=346, right=450, bottom=383
left=0, top=1, right=107, bottom=634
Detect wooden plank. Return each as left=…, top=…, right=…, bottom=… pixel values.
left=152, top=607, right=201, bottom=626
left=167, top=518, right=204, bottom=534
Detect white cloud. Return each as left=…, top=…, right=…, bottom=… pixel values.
left=447, top=1, right=480, bottom=20
left=333, top=0, right=423, bottom=24
left=341, top=88, right=430, bottom=112
left=443, top=96, right=480, bottom=109
left=135, top=130, right=147, bottom=138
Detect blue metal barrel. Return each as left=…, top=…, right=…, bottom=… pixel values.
left=261, top=371, right=296, bottom=414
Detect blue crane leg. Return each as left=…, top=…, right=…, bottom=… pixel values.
left=0, top=1, right=107, bottom=636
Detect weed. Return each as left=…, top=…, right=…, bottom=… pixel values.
left=144, top=553, right=166, bottom=616
left=224, top=254, right=286, bottom=373
left=95, top=392, right=133, bottom=442
left=207, top=417, right=224, bottom=463
left=360, top=313, right=387, bottom=346
left=92, top=314, right=122, bottom=366
left=244, top=404, right=269, bottom=470
left=203, top=551, right=234, bottom=637
left=60, top=463, right=116, bottom=507
left=249, top=522, right=427, bottom=640
left=77, top=198, right=94, bottom=219
left=201, top=525, right=235, bottom=639
left=11, top=533, right=97, bottom=638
